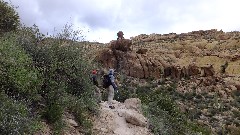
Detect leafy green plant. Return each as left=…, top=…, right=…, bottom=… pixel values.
left=18, top=24, right=97, bottom=133
left=135, top=84, right=211, bottom=135
left=0, top=0, right=20, bottom=34
left=0, top=22, right=98, bottom=134
left=0, top=92, right=40, bottom=135
left=0, top=33, right=42, bottom=101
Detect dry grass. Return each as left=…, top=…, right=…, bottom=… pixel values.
left=226, top=60, right=240, bottom=75
left=195, top=56, right=225, bottom=72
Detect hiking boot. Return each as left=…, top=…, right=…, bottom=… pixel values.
left=109, top=106, right=115, bottom=109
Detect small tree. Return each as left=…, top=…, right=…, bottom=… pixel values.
left=0, top=0, right=20, bottom=34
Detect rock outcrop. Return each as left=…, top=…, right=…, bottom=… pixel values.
left=92, top=99, right=152, bottom=135
left=94, top=29, right=240, bottom=80
left=96, top=38, right=205, bottom=79
left=200, top=64, right=215, bottom=77
left=110, top=39, right=132, bottom=52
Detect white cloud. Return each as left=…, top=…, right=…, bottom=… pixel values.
left=4, top=0, right=240, bottom=43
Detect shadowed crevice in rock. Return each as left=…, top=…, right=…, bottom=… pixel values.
left=136, top=54, right=146, bottom=78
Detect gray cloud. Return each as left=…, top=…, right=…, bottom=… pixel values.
left=4, top=0, right=240, bottom=43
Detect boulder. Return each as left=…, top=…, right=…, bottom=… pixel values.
left=95, top=48, right=117, bottom=68
left=200, top=64, right=215, bottom=77
left=110, top=39, right=132, bottom=52
left=122, top=110, right=148, bottom=127
left=235, top=85, right=240, bottom=90
left=124, top=98, right=142, bottom=112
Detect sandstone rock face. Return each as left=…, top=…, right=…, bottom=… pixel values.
left=95, top=48, right=117, bottom=68
left=200, top=65, right=215, bottom=77
left=110, top=39, right=132, bottom=52
left=96, top=44, right=202, bottom=79
left=95, top=29, right=240, bottom=79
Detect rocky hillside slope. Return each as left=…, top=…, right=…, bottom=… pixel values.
left=91, top=29, right=240, bottom=134
left=95, top=29, right=240, bottom=80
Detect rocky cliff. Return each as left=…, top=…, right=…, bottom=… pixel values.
left=95, top=30, right=240, bottom=81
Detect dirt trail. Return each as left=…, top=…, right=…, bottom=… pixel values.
left=92, top=99, right=153, bottom=135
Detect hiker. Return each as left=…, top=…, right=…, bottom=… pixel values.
left=91, top=69, right=98, bottom=86
left=91, top=69, right=102, bottom=102
left=103, top=69, right=118, bottom=109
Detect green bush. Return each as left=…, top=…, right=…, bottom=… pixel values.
left=0, top=32, right=43, bottom=134
left=0, top=33, right=42, bottom=101
left=135, top=85, right=211, bottom=135
left=0, top=23, right=98, bottom=134
left=68, top=96, right=94, bottom=134
left=0, top=0, right=20, bottom=34
left=0, top=92, right=39, bottom=135
left=15, top=25, right=97, bottom=133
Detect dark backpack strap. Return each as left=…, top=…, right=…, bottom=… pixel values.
left=107, top=74, right=111, bottom=85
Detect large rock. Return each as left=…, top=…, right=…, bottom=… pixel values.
left=124, top=98, right=142, bottom=112
left=121, top=110, right=148, bottom=127
left=110, top=39, right=132, bottom=52
left=95, top=38, right=206, bottom=79
left=95, top=48, right=203, bottom=79
left=95, top=48, right=117, bottom=68
left=200, top=64, right=215, bottom=77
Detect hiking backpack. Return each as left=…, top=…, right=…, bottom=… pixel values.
left=102, top=74, right=111, bottom=88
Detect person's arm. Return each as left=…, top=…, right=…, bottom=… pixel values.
left=109, top=75, right=117, bottom=90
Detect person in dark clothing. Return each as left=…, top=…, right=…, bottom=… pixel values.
left=91, top=70, right=98, bottom=86
left=91, top=69, right=102, bottom=102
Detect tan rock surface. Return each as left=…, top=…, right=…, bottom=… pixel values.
left=92, top=99, right=153, bottom=135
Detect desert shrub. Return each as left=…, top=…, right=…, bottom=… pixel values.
left=0, top=32, right=42, bottom=102
left=115, top=75, right=135, bottom=102
left=135, top=85, right=154, bottom=103
left=67, top=95, right=94, bottom=134
left=136, top=85, right=211, bottom=135
left=0, top=22, right=98, bottom=134
left=115, top=86, right=132, bottom=102
left=14, top=25, right=97, bottom=133
left=0, top=32, right=43, bottom=134
left=0, top=92, right=40, bottom=135
left=0, top=0, right=20, bottom=34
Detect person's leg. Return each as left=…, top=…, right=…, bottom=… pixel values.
left=94, top=86, right=101, bottom=103
left=107, top=85, right=115, bottom=108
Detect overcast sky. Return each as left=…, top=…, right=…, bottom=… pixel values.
left=5, top=0, right=240, bottom=43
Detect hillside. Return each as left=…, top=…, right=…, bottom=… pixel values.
left=91, top=29, right=240, bottom=134
left=2, top=1, right=240, bottom=134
